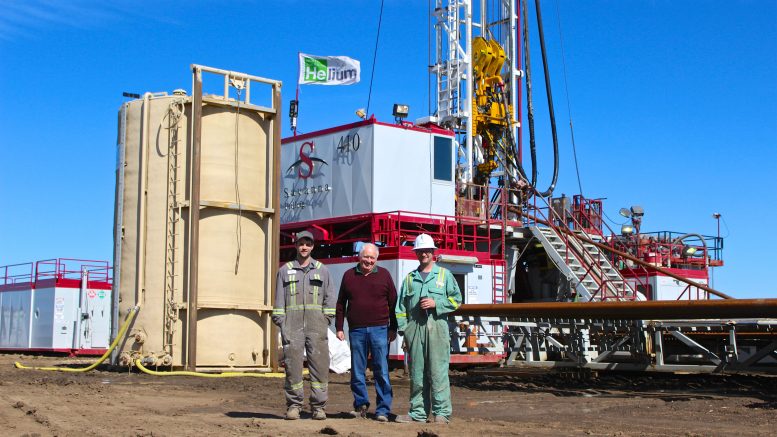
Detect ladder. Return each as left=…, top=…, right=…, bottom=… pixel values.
left=433, top=0, right=467, bottom=127
left=491, top=260, right=506, bottom=303
left=163, top=98, right=185, bottom=353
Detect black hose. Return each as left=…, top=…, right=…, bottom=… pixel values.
left=521, top=0, right=539, bottom=188
left=533, top=0, right=560, bottom=197
left=497, top=83, right=529, bottom=182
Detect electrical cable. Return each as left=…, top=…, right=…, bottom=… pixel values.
left=602, top=210, right=628, bottom=227
left=365, top=0, right=384, bottom=117
left=720, top=215, right=730, bottom=238
left=496, top=83, right=529, bottom=183
left=234, top=86, right=243, bottom=275
left=428, top=0, right=432, bottom=117
left=15, top=306, right=140, bottom=372
left=554, top=0, right=584, bottom=196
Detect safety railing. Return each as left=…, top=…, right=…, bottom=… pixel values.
left=571, top=195, right=604, bottom=236
left=676, top=283, right=709, bottom=301
left=455, top=182, right=527, bottom=225
left=524, top=193, right=649, bottom=301
left=455, top=183, right=637, bottom=300
left=1, top=262, right=35, bottom=287
left=626, top=231, right=722, bottom=268
left=35, top=258, right=112, bottom=284
left=372, top=210, right=493, bottom=254
left=2, top=259, right=112, bottom=289
left=280, top=210, right=497, bottom=259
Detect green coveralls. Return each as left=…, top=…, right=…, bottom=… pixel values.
left=272, top=259, right=336, bottom=411
left=396, top=264, right=462, bottom=421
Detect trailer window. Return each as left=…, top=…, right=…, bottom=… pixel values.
left=433, top=136, right=453, bottom=181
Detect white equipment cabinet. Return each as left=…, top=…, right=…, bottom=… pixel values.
left=0, top=259, right=112, bottom=354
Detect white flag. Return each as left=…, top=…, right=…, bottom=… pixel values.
left=298, top=53, right=361, bottom=85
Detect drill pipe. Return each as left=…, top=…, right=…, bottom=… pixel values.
left=455, top=299, right=777, bottom=320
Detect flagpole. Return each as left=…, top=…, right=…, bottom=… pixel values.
left=294, top=52, right=300, bottom=136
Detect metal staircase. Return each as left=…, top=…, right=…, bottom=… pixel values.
left=530, top=226, right=643, bottom=302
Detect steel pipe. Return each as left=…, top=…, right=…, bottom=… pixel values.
left=187, top=66, right=204, bottom=371
left=455, top=299, right=777, bottom=320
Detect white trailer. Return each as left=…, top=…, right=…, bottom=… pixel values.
left=0, top=259, right=112, bottom=355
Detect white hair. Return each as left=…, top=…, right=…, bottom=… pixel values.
left=359, top=242, right=379, bottom=257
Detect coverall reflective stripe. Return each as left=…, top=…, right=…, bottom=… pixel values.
left=396, top=264, right=462, bottom=421
left=272, top=259, right=336, bottom=409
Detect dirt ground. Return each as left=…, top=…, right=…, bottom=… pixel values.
left=0, top=354, right=775, bottom=437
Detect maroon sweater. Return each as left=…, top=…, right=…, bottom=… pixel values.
left=335, top=265, right=398, bottom=332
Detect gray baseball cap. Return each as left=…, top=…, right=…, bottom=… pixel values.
left=295, top=230, right=315, bottom=243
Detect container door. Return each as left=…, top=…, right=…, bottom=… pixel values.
left=78, top=286, right=111, bottom=349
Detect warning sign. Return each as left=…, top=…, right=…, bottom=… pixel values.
left=87, top=290, right=96, bottom=299
left=98, top=290, right=106, bottom=299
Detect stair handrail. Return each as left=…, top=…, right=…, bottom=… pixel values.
left=562, top=197, right=655, bottom=299
left=512, top=205, right=734, bottom=300
left=524, top=195, right=618, bottom=300
left=523, top=193, right=651, bottom=301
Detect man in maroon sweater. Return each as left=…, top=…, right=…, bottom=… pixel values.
left=335, top=243, right=398, bottom=422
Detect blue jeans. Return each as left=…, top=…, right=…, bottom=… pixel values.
left=349, top=325, right=393, bottom=416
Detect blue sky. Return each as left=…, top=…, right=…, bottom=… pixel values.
left=0, top=1, right=775, bottom=298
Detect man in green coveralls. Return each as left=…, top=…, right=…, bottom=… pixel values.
left=394, top=233, right=462, bottom=424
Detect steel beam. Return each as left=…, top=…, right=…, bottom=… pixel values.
left=455, top=299, right=777, bottom=319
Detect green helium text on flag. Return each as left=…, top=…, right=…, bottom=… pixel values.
left=298, top=53, right=361, bottom=86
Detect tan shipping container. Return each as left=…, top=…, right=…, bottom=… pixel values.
left=113, top=65, right=281, bottom=370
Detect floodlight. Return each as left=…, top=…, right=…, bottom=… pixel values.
left=621, top=224, right=634, bottom=236
left=618, top=208, right=631, bottom=218
left=392, top=103, right=410, bottom=122
left=630, top=205, right=644, bottom=217
left=355, top=108, right=367, bottom=119
left=681, top=245, right=698, bottom=257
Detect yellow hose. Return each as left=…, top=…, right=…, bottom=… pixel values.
left=16, top=304, right=285, bottom=378
left=134, top=359, right=287, bottom=378
left=15, top=305, right=140, bottom=372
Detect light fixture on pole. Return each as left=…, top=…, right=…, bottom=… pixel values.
left=392, top=103, right=409, bottom=124
left=289, top=99, right=299, bottom=135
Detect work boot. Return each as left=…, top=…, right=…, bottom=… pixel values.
left=375, top=415, right=389, bottom=422
left=312, top=409, right=327, bottom=420
left=285, top=406, right=301, bottom=420
left=394, top=414, right=424, bottom=423
left=433, top=415, right=450, bottom=424
left=348, top=404, right=368, bottom=419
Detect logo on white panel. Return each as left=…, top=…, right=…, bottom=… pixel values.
left=286, top=141, right=328, bottom=180
left=284, top=140, right=332, bottom=211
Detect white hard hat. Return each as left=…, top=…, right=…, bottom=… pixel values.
left=412, top=233, right=437, bottom=251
